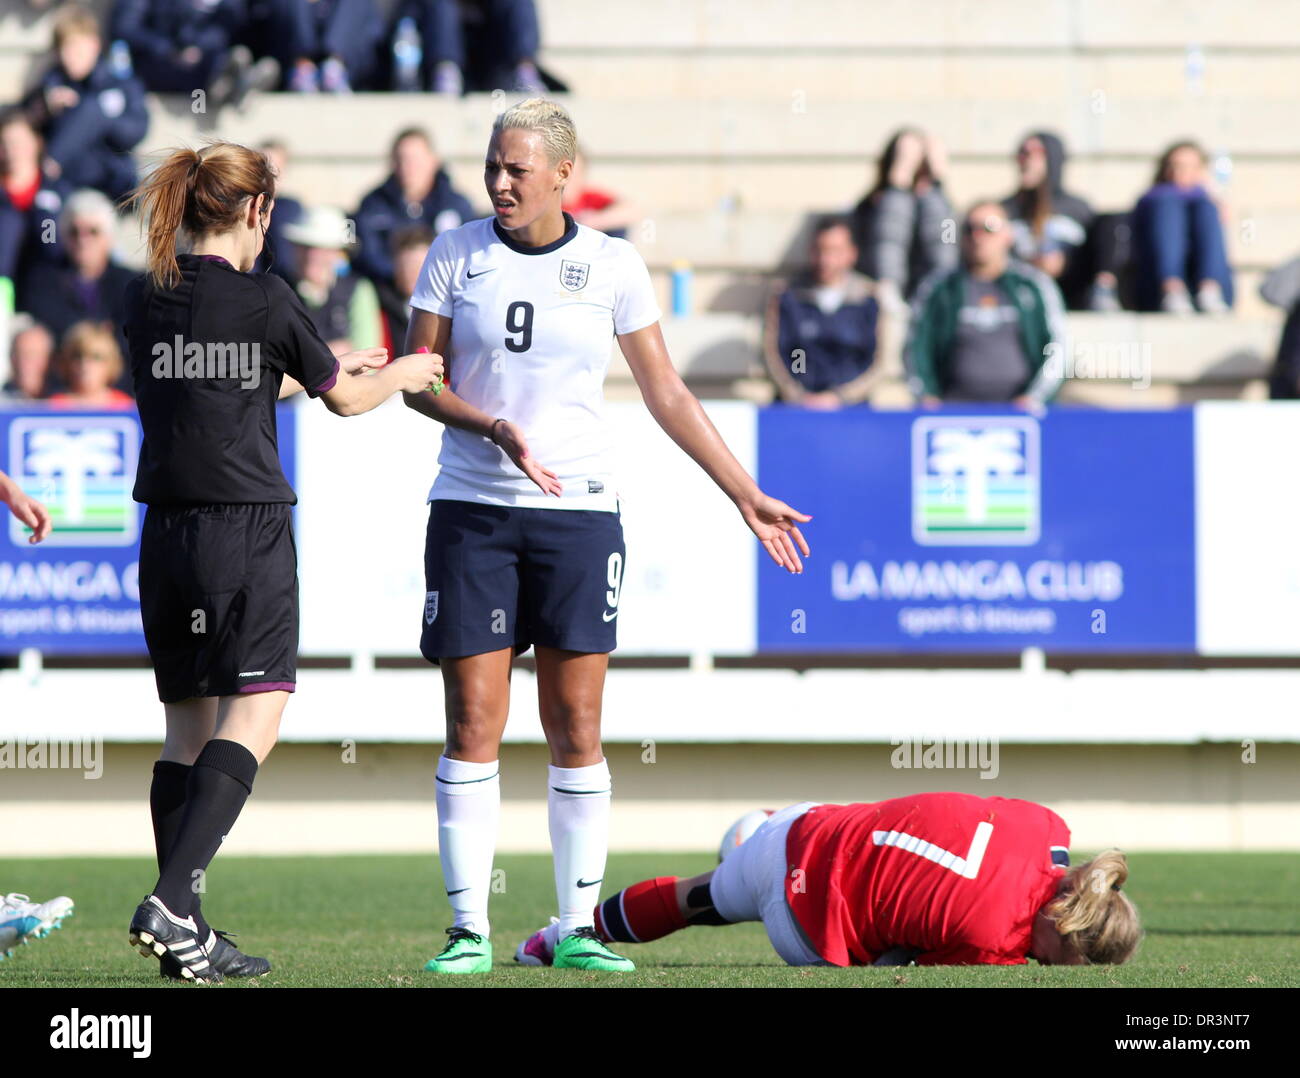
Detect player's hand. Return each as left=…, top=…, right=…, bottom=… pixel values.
left=491, top=420, right=563, bottom=497
left=338, top=346, right=389, bottom=375
left=6, top=490, right=52, bottom=544
left=739, top=492, right=811, bottom=573
left=393, top=349, right=445, bottom=393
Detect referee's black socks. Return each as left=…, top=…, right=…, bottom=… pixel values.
left=150, top=760, right=211, bottom=938
left=152, top=740, right=259, bottom=920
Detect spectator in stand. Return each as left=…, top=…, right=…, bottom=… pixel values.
left=562, top=148, right=638, bottom=240
left=906, top=201, right=1067, bottom=407
left=387, top=0, right=546, bottom=95
left=2, top=316, right=56, bottom=401
left=1001, top=131, right=1100, bottom=311
left=1260, top=254, right=1300, bottom=399
left=16, top=3, right=148, bottom=204
left=260, top=0, right=384, bottom=93
left=47, top=319, right=133, bottom=409
left=0, top=109, right=73, bottom=282
left=353, top=127, right=475, bottom=284
left=1131, top=141, right=1233, bottom=314
left=18, top=188, right=135, bottom=376
left=376, top=223, right=433, bottom=357
left=851, top=128, right=957, bottom=312
left=258, top=139, right=304, bottom=281
left=109, top=0, right=280, bottom=112
left=284, top=205, right=383, bottom=354
left=762, top=217, right=880, bottom=410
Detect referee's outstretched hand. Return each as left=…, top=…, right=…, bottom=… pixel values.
left=338, top=346, right=390, bottom=375
left=739, top=493, right=811, bottom=574
left=492, top=420, right=563, bottom=497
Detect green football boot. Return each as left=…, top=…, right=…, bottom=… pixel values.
left=424, top=927, right=493, bottom=974
left=552, top=926, right=635, bottom=972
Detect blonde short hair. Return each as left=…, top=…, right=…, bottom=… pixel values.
left=492, top=98, right=577, bottom=167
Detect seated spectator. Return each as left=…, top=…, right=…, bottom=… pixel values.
left=47, top=320, right=133, bottom=408
left=259, top=138, right=305, bottom=281
left=16, top=3, right=148, bottom=204
left=1, top=316, right=56, bottom=401
left=1131, top=141, right=1233, bottom=314
left=0, top=109, right=73, bottom=282
left=851, top=128, right=958, bottom=311
left=284, top=205, right=382, bottom=354
left=259, top=0, right=384, bottom=93
left=387, top=0, right=546, bottom=95
left=1001, top=131, right=1102, bottom=311
left=109, top=0, right=280, bottom=111
left=377, top=223, right=433, bottom=356
left=1261, top=255, right=1300, bottom=399
left=353, top=127, right=475, bottom=283
left=563, top=148, right=638, bottom=240
left=18, top=188, right=135, bottom=380
left=906, top=201, right=1066, bottom=407
left=762, top=217, right=879, bottom=409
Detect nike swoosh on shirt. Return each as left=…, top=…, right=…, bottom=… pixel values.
left=602, top=610, right=619, bottom=622
left=466, top=268, right=496, bottom=278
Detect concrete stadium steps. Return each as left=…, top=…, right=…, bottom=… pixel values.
left=134, top=93, right=1300, bottom=160
left=539, top=52, right=1300, bottom=103
left=538, top=0, right=1300, bottom=50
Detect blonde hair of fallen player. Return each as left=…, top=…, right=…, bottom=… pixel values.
left=402, top=98, right=811, bottom=770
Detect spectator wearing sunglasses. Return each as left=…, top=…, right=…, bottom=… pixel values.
left=906, top=201, right=1068, bottom=407
left=17, top=187, right=136, bottom=391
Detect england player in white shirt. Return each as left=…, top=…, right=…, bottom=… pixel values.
left=404, top=99, right=811, bottom=974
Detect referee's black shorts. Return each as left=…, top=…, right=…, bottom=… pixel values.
left=420, top=498, right=625, bottom=662
left=139, top=503, right=298, bottom=703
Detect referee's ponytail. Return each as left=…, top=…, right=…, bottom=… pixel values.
left=128, top=140, right=277, bottom=291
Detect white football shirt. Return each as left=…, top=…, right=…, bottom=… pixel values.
left=409, top=213, right=661, bottom=510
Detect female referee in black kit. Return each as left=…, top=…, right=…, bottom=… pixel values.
left=122, top=141, right=441, bottom=982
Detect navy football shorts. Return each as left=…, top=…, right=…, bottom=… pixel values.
left=420, top=498, right=626, bottom=661
left=139, top=503, right=298, bottom=702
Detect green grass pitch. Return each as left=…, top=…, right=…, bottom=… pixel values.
left=2, top=852, right=1297, bottom=987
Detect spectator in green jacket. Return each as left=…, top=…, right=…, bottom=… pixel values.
left=906, top=201, right=1067, bottom=408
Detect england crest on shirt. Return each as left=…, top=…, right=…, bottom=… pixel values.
left=560, top=260, right=589, bottom=292
left=424, top=590, right=439, bottom=624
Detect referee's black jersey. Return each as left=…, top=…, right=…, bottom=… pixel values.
left=124, top=253, right=341, bottom=506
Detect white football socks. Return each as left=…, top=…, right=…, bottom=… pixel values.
left=435, top=755, right=500, bottom=938
left=548, top=759, right=612, bottom=938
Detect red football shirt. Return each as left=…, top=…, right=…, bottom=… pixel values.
left=784, top=793, right=1070, bottom=966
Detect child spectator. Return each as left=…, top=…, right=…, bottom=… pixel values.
left=763, top=217, right=879, bottom=409
left=850, top=128, right=958, bottom=311
left=17, top=3, right=148, bottom=204
left=906, top=201, right=1067, bottom=406
left=377, top=223, right=433, bottom=357
left=47, top=319, right=133, bottom=408
left=1131, top=141, right=1233, bottom=314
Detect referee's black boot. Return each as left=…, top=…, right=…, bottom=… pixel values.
left=129, top=895, right=222, bottom=983
left=161, top=929, right=270, bottom=980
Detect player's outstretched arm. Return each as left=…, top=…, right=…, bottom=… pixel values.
left=618, top=322, right=812, bottom=573
left=321, top=347, right=443, bottom=417
left=401, top=309, right=563, bottom=496
left=0, top=469, right=52, bottom=543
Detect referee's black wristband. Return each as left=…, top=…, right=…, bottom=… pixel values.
left=489, top=417, right=506, bottom=445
